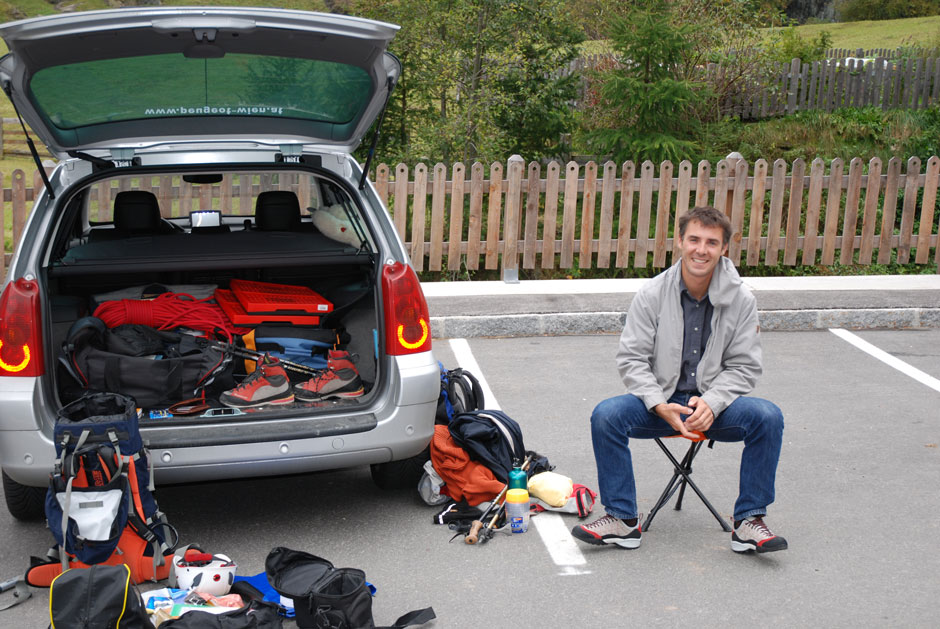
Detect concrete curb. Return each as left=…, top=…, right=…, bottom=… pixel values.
left=431, top=307, right=940, bottom=338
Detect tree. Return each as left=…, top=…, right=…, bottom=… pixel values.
left=491, top=1, right=584, bottom=158
left=583, top=2, right=704, bottom=164
left=352, top=0, right=583, bottom=163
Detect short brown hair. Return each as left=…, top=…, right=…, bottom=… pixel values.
left=678, top=206, right=731, bottom=245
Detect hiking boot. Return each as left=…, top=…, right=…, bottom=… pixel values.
left=220, top=354, right=294, bottom=408
left=571, top=514, right=642, bottom=549
left=731, top=516, right=788, bottom=553
left=294, top=349, right=364, bottom=401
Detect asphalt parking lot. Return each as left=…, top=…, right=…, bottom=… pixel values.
left=1, top=329, right=938, bottom=627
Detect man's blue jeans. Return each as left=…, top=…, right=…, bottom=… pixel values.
left=591, top=392, right=783, bottom=522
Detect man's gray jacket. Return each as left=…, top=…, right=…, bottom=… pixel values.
left=616, top=257, right=762, bottom=416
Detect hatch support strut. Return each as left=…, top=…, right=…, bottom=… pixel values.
left=1, top=82, right=55, bottom=199
left=359, top=77, right=395, bottom=191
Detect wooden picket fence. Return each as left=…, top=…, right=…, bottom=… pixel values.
left=719, top=56, right=940, bottom=118
left=826, top=48, right=940, bottom=60
left=371, top=156, right=940, bottom=273
left=2, top=156, right=939, bottom=276
left=565, top=54, right=940, bottom=117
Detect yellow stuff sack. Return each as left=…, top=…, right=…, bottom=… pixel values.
left=527, top=472, right=574, bottom=507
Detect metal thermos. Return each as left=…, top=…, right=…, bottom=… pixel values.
left=509, top=465, right=527, bottom=491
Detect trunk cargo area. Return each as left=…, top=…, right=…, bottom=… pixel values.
left=43, top=168, right=383, bottom=432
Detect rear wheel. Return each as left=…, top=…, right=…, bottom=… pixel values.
left=370, top=446, right=430, bottom=490
left=2, top=470, right=46, bottom=521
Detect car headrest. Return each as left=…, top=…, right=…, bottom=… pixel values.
left=113, top=191, right=163, bottom=233
left=255, top=191, right=301, bottom=231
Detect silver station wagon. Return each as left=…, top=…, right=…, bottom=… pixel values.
left=0, top=7, right=439, bottom=520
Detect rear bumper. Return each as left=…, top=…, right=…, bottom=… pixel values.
left=0, top=351, right=439, bottom=487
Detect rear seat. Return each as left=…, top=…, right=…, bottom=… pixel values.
left=255, top=191, right=302, bottom=232
left=89, top=191, right=178, bottom=241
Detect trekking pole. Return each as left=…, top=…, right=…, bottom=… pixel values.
left=0, top=575, right=31, bottom=610
left=465, top=453, right=534, bottom=545
left=207, top=341, right=324, bottom=377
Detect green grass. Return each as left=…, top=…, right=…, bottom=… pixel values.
left=790, top=15, right=940, bottom=51
left=582, top=14, right=940, bottom=57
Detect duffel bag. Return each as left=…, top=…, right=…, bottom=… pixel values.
left=63, top=318, right=234, bottom=407
left=264, top=547, right=435, bottom=629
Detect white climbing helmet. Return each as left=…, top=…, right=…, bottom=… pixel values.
left=173, top=548, right=237, bottom=597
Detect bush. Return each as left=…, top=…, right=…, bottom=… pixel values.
left=765, top=26, right=833, bottom=63
left=836, top=0, right=940, bottom=22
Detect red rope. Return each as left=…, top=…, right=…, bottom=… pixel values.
left=93, top=293, right=247, bottom=342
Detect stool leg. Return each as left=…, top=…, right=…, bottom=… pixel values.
left=643, top=469, right=681, bottom=532
left=643, top=438, right=686, bottom=531
left=644, top=438, right=732, bottom=533
left=673, top=470, right=732, bottom=532
left=673, top=441, right=701, bottom=511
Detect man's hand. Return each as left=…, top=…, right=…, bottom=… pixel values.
left=684, top=396, right=714, bottom=433
left=653, top=402, right=697, bottom=439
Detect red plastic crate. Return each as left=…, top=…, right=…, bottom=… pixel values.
left=229, top=279, right=333, bottom=314
left=214, top=289, right=321, bottom=326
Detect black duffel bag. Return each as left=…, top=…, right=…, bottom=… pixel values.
left=159, top=599, right=283, bottom=629
left=62, top=317, right=234, bottom=408
left=264, top=547, right=435, bottom=629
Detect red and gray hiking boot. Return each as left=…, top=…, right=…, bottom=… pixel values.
left=731, top=515, right=788, bottom=553
left=571, top=514, right=642, bottom=549
left=294, top=350, right=364, bottom=401
left=220, top=354, right=294, bottom=408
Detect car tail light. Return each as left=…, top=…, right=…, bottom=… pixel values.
left=382, top=261, right=431, bottom=356
left=0, top=277, right=44, bottom=377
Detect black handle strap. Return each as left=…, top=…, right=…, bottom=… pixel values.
left=380, top=607, right=436, bottom=628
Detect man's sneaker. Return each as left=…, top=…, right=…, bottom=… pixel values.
left=731, top=516, right=788, bottom=553
left=220, top=354, right=294, bottom=408
left=571, top=514, right=642, bottom=549
left=294, top=349, right=364, bottom=401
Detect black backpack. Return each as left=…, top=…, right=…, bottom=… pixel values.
left=447, top=410, right=526, bottom=483
left=48, top=564, right=150, bottom=629
left=435, top=363, right=484, bottom=424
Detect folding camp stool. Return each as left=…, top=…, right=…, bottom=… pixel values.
left=642, top=431, right=732, bottom=533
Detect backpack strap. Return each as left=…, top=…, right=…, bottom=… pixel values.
left=447, top=368, right=484, bottom=414
left=57, top=428, right=94, bottom=573
left=476, top=411, right=520, bottom=460
left=379, top=606, right=436, bottom=628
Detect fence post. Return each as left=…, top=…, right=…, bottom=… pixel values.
left=840, top=158, right=864, bottom=265
left=579, top=161, right=597, bottom=269
left=447, top=162, right=467, bottom=271
left=787, top=58, right=801, bottom=114
left=428, top=163, right=447, bottom=271
left=502, top=155, right=525, bottom=281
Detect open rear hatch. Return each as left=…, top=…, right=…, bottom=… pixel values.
left=0, top=7, right=401, bottom=158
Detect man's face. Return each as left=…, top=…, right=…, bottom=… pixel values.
left=678, top=220, right=728, bottom=282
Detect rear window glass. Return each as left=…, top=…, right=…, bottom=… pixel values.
left=29, top=53, right=372, bottom=129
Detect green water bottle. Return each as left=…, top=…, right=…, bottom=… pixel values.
left=508, top=462, right=527, bottom=491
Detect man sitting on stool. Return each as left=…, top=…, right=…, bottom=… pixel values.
left=572, top=206, right=787, bottom=553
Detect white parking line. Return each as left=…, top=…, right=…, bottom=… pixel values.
left=447, top=338, right=591, bottom=575
left=829, top=328, right=940, bottom=393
